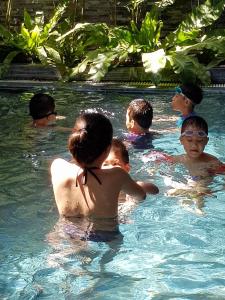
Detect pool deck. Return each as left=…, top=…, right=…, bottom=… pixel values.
left=0, top=80, right=225, bottom=94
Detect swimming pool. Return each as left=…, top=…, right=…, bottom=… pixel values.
left=1, top=88, right=225, bottom=299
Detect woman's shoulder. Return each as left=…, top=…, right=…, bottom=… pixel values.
left=51, top=158, right=71, bottom=170
left=51, top=158, right=78, bottom=179
left=102, top=166, right=130, bottom=180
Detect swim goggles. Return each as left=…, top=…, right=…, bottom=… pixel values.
left=41, top=111, right=57, bottom=118
left=175, top=86, right=192, bottom=102
left=175, top=86, right=184, bottom=95
left=181, top=130, right=208, bottom=137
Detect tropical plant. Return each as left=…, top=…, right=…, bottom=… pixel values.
left=0, top=0, right=70, bottom=77
left=68, top=0, right=225, bottom=84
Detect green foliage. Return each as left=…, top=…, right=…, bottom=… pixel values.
left=1, top=0, right=225, bottom=84
left=0, top=0, right=70, bottom=78
left=68, top=0, right=225, bottom=84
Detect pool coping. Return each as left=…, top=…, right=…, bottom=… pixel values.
left=1, top=80, right=225, bottom=94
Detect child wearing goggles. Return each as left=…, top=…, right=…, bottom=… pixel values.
left=29, top=93, right=66, bottom=127
left=171, top=84, right=203, bottom=127
left=173, top=116, right=223, bottom=177
left=167, top=116, right=223, bottom=214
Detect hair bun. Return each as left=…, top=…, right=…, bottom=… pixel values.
left=79, top=128, right=88, bottom=139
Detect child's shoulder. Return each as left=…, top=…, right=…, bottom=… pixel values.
left=172, top=154, right=184, bottom=163
left=203, top=152, right=221, bottom=164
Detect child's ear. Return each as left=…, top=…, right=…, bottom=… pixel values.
left=205, top=137, right=209, bottom=145
left=125, top=163, right=131, bottom=172
left=130, top=119, right=135, bottom=128
left=179, top=136, right=183, bottom=144
left=185, top=98, right=192, bottom=107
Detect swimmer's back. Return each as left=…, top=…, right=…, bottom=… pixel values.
left=51, top=158, right=145, bottom=218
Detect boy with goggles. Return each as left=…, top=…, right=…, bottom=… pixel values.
left=166, top=116, right=223, bottom=214
left=29, top=93, right=65, bottom=127
left=171, top=84, right=203, bottom=127
left=173, top=116, right=223, bottom=177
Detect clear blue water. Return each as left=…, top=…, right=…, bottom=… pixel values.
left=1, top=88, right=225, bottom=299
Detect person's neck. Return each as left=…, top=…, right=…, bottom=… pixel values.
left=181, top=107, right=194, bottom=117
left=130, top=127, right=149, bottom=135
left=185, top=153, right=204, bottom=163
left=77, top=149, right=109, bottom=169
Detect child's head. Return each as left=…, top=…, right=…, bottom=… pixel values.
left=69, top=112, right=113, bottom=167
left=103, top=138, right=130, bottom=172
left=126, top=99, right=153, bottom=134
left=180, top=116, right=209, bottom=159
left=29, top=93, right=57, bottom=124
left=171, top=84, right=203, bottom=114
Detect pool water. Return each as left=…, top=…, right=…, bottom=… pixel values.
left=1, top=89, right=225, bottom=299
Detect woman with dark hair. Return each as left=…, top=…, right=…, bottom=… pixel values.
left=51, top=112, right=158, bottom=221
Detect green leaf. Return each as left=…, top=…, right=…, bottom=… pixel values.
left=31, top=25, right=40, bottom=45
left=69, top=59, right=89, bottom=78
left=154, top=0, right=176, bottom=9
left=179, top=36, right=225, bottom=57
left=44, top=0, right=70, bottom=34
left=88, top=52, right=117, bottom=81
left=36, top=46, right=48, bottom=64
left=138, top=10, right=161, bottom=49
left=0, top=24, right=12, bottom=40
left=0, top=50, right=21, bottom=78
left=142, top=49, right=166, bottom=73
left=23, top=9, right=33, bottom=31
left=165, top=0, right=225, bottom=47
left=45, top=46, right=62, bottom=64
left=21, top=24, right=30, bottom=40
left=167, top=53, right=211, bottom=84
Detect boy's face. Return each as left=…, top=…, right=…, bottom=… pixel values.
left=126, top=109, right=133, bottom=131
left=103, top=149, right=130, bottom=172
left=171, top=93, right=187, bottom=112
left=180, top=126, right=209, bottom=159
left=126, top=109, right=138, bottom=133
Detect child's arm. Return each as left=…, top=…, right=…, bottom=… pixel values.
left=136, top=181, right=159, bottom=195
left=119, top=169, right=146, bottom=201
left=119, top=169, right=159, bottom=200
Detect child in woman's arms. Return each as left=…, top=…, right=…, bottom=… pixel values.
left=103, top=137, right=159, bottom=195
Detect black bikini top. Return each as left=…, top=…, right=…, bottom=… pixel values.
left=76, top=167, right=102, bottom=186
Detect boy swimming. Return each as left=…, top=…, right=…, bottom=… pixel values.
left=171, top=84, right=203, bottom=127
left=143, top=115, right=222, bottom=214
left=173, top=115, right=222, bottom=178
left=168, top=116, right=223, bottom=214
left=29, top=93, right=58, bottom=127
left=124, top=98, right=158, bottom=149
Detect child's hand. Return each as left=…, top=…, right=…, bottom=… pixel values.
left=137, top=181, right=159, bottom=195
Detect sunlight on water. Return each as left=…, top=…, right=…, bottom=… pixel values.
left=1, top=89, right=225, bottom=299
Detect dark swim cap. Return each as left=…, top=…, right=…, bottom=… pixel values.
left=180, top=84, right=203, bottom=105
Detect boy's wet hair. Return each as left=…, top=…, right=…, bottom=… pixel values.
left=68, top=112, right=113, bottom=166
left=181, top=116, right=208, bottom=135
left=111, top=138, right=129, bottom=164
left=127, top=99, right=153, bottom=129
left=29, top=93, right=55, bottom=120
left=180, top=84, right=203, bottom=105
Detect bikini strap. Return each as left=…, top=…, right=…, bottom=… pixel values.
left=76, top=167, right=102, bottom=186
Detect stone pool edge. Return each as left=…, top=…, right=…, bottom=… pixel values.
left=1, top=80, right=225, bottom=94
